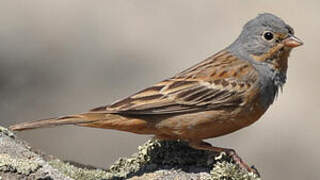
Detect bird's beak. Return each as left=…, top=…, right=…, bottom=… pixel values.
left=283, top=35, right=303, bottom=48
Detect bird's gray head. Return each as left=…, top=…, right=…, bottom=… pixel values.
left=228, top=13, right=303, bottom=60
left=228, top=13, right=303, bottom=107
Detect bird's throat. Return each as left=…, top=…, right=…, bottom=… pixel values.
left=251, top=44, right=290, bottom=75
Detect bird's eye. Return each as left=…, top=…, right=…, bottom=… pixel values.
left=263, top=31, right=274, bottom=41
left=288, top=29, right=294, bottom=35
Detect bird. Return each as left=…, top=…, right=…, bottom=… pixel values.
left=9, top=13, right=303, bottom=174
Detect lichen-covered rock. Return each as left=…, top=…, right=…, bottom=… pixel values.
left=47, top=139, right=260, bottom=180
left=211, top=161, right=259, bottom=180
left=106, top=139, right=219, bottom=178
left=0, top=126, right=72, bottom=180
left=0, top=154, right=40, bottom=175
left=0, top=125, right=261, bottom=180
left=49, top=159, right=113, bottom=180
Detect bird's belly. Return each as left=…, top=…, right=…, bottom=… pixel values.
left=155, top=102, right=267, bottom=140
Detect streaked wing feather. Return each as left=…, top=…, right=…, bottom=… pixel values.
left=91, top=51, right=258, bottom=114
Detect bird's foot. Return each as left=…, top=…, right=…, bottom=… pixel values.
left=225, top=148, right=260, bottom=176
left=189, top=140, right=260, bottom=177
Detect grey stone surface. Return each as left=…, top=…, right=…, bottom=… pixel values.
left=0, top=126, right=260, bottom=180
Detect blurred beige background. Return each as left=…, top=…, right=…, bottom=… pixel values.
left=0, top=0, right=318, bottom=179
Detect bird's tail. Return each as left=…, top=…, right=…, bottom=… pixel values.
left=9, top=113, right=116, bottom=131
left=9, top=112, right=149, bottom=133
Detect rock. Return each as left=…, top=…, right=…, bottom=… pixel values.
left=0, top=126, right=72, bottom=180
left=0, top=126, right=260, bottom=180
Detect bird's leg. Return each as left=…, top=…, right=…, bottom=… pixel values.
left=189, top=140, right=260, bottom=176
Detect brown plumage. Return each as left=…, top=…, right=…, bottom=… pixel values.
left=11, top=51, right=260, bottom=138
left=9, top=13, right=303, bottom=175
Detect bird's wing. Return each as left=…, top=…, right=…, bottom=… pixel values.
left=91, top=50, right=259, bottom=114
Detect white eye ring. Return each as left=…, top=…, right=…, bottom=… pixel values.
left=262, top=31, right=274, bottom=41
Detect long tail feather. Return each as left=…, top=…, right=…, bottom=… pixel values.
left=9, top=113, right=108, bottom=131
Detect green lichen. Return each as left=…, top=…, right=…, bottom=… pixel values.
left=49, top=159, right=112, bottom=180
left=0, top=126, right=15, bottom=139
left=0, top=154, right=41, bottom=175
left=209, top=151, right=260, bottom=180
left=210, top=161, right=260, bottom=180
left=106, top=139, right=217, bottom=178
left=48, top=139, right=259, bottom=180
